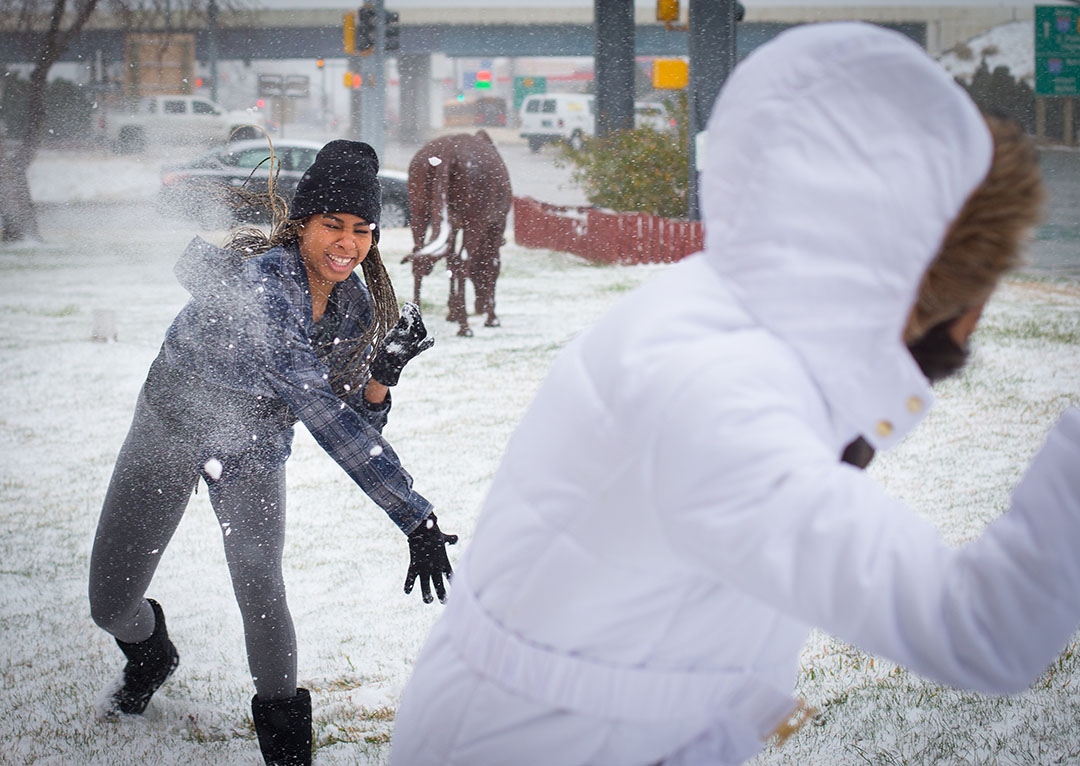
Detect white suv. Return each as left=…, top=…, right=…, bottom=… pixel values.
left=100, top=95, right=261, bottom=154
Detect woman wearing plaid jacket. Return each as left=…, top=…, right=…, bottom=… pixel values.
left=89, top=140, right=456, bottom=766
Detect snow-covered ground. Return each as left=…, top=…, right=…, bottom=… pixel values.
left=2, top=127, right=1079, bottom=766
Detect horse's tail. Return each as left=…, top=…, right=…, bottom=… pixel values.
left=404, top=157, right=453, bottom=263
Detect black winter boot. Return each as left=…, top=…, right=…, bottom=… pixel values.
left=252, top=688, right=312, bottom=766
left=103, top=599, right=180, bottom=717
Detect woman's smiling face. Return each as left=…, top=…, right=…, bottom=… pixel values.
left=298, top=213, right=374, bottom=287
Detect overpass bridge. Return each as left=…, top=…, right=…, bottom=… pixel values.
left=5, top=15, right=924, bottom=65
left=2, top=0, right=1037, bottom=65
left=21, top=0, right=1032, bottom=67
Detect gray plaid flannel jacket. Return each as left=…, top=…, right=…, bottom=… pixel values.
left=158, top=237, right=432, bottom=534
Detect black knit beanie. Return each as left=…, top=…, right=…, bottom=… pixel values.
left=290, top=140, right=382, bottom=239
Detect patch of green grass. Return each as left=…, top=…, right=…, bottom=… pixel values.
left=315, top=705, right=396, bottom=754
left=364, top=731, right=391, bottom=746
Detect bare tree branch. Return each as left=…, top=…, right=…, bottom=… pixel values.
left=1, top=0, right=247, bottom=240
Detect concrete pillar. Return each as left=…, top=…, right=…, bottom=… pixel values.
left=399, top=53, right=431, bottom=145
left=594, top=0, right=635, bottom=138
left=687, top=0, right=738, bottom=220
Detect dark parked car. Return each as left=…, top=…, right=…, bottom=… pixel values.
left=157, top=138, right=410, bottom=229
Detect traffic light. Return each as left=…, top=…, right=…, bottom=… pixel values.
left=317, top=57, right=324, bottom=69
left=384, top=10, right=400, bottom=52
left=476, top=70, right=492, bottom=89
left=344, top=12, right=356, bottom=54
left=656, top=0, right=678, bottom=23
left=357, top=5, right=377, bottom=52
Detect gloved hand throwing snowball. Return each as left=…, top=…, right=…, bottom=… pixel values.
left=369, top=302, right=435, bottom=387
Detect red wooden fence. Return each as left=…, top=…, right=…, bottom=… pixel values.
left=512, top=196, right=704, bottom=266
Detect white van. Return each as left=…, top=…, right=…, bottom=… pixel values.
left=634, top=101, right=671, bottom=132
left=519, top=93, right=595, bottom=152
left=519, top=94, right=673, bottom=152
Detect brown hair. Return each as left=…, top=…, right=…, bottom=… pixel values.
left=904, top=114, right=1046, bottom=344
left=223, top=142, right=400, bottom=391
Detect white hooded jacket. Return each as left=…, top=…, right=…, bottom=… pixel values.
left=390, top=23, right=1080, bottom=766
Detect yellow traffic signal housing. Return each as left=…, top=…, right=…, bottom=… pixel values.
left=656, top=0, right=679, bottom=23
left=653, top=58, right=688, bottom=89
left=344, top=12, right=356, bottom=54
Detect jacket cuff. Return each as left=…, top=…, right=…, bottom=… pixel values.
left=396, top=501, right=434, bottom=535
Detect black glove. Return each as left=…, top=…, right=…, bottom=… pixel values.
left=369, top=302, right=434, bottom=387
left=405, top=513, right=458, bottom=604
left=840, top=436, right=875, bottom=469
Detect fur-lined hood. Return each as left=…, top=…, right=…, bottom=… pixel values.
left=699, top=23, right=994, bottom=450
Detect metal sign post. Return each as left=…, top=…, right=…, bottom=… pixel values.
left=359, top=0, right=388, bottom=159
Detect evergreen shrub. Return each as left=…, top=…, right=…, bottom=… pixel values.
left=558, top=93, right=690, bottom=219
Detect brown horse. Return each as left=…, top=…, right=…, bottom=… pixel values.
left=403, top=130, right=512, bottom=337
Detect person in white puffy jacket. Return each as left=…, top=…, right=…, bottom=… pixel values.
left=389, top=22, right=1078, bottom=766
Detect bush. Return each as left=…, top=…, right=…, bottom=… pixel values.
left=558, top=93, right=690, bottom=219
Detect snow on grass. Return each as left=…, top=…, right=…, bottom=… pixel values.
left=751, top=276, right=1080, bottom=766
left=1, top=216, right=1078, bottom=763
left=0, top=217, right=665, bottom=764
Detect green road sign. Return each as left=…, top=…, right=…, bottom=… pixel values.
left=513, top=76, right=547, bottom=113
left=1035, top=5, right=1080, bottom=96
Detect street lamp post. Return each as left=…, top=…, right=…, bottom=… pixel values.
left=319, top=58, right=328, bottom=129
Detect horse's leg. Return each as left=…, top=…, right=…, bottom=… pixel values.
left=446, top=232, right=471, bottom=336
left=460, top=225, right=488, bottom=319
left=477, top=225, right=502, bottom=327
left=445, top=229, right=459, bottom=322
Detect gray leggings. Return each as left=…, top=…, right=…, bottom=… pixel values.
left=89, top=391, right=298, bottom=700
